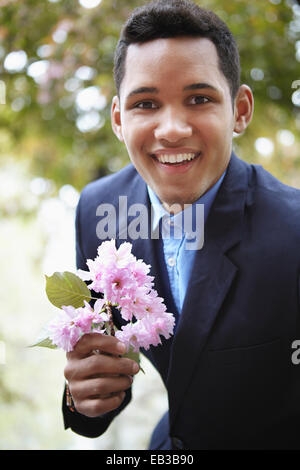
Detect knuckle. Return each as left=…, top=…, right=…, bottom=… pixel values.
left=88, top=352, right=115, bottom=374
left=64, top=363, right=72, bottom=381
left=88, top=352, right=100, bottom=367
left=75, top=398, right=102, bottom=418
left=115, top=392, right=125, bottom=407
left=88, top=353, right=105, bottom=374
left=75, top=333, right=91, bottom=352
left=90, top=378, right=105, bottom=396
left=69, top=382, right=79, bottom=399
left=89, top=399, right=106, bottom=417
left=64, top=360, right=80, bottom=382
left=75, top=401, right=89, bottom=416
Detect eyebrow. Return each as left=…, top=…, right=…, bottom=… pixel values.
left=126, top=83, right=218, bottom=100
left=126, top=87, right=159, bottom=100
left=183, top=83, right=219, bottom=93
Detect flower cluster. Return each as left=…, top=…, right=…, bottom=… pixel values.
left=48, top=299, right=108, bottom=352
left=48, top=240, right=175, bottom=353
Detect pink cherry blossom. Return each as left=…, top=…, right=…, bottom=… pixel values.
left=139, top=289, right=167, bottom=319
left=46, top=240, right=175, bottom=355
left=78, top=240, right=154, bottom=299
left=115, top=310, right=175, bottom=353
left=115, top=321, right=149, bottom=353
left=100, top=265, right=137, bottom=304
left=47, top=305, right=81, bottom=352
left=117, top=286, right=150, bottom=321
left=47, top=300, right=109, bottom=352
left=131, top=259, right=153, bottom=286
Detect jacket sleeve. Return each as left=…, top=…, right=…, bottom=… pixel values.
left=62, top=191, right=132, bottom=438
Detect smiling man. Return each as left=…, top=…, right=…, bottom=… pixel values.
left=111, top=36, right=252, bottom=211
left=63, top=0, right=300, bottom=450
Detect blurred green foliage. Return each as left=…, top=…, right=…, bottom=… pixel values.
left=0, top=0, right=299, bottom=193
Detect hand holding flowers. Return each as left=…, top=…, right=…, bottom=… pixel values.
left=32, top=240, right=175, bottom=370
left=32, top=240, right=175, bottom=416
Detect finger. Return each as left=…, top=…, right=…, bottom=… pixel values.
left=67, top=333, right=126, bottom=359
left=75, top=391, right=127, bottom=418
left=64, top=351, right=139, bottom=382
left=85, top=353, right=139, bottom=378
left=70, top=375, right=133, bottom=401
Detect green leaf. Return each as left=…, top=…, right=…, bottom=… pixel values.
left=28, top=335, right=57, bottom=350
left=124, top=346, right=145, bottom=374
left=45, top=271, right=91, bottom=309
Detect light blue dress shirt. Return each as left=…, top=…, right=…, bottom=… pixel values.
left=147, top=171, right=226, bottom=313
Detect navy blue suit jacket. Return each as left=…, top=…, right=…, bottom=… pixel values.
left=63, top=153, right=300, bottom=449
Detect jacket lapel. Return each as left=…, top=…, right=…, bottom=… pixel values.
left=167, top=153, right=249, bottom=428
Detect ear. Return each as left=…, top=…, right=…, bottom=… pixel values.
left=233, top=85, right=254, bottom=134
left=111, top=95, right=124, bottom=142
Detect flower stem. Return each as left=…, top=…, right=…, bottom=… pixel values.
left=106, top=302, right=115, bottom=336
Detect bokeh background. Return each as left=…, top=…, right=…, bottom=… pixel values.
left=0, top=0, right=300, bottom=450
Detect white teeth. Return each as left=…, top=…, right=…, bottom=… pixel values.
left=156, top=153, right=197, bottom=164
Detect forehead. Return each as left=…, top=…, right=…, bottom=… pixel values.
left=121, top=37, right=228, bottom=96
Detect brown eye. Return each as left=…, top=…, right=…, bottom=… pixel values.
left=189, top=96, right=210, bottom=105
left=135, top=101, right=157, bottom=109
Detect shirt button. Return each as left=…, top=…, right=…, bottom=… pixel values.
left=167, top=218, right=174, bottom=226
left=167, top=257, right=176, bottom=267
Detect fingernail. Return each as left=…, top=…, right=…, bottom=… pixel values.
left=116, top=342, right=126, bottom=354
left=132, top=362, right=139, bottom=374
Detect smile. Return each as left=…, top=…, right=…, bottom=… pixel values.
left=151, top=152, right=200, bottom=165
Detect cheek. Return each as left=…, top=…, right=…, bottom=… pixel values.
left=123, top=114, right=155, bottom=145
left=196, top=110, right=233, bottom=136
left=200, top=119, right=226, bottom=139
left=125, top=139, right=153, bottom=166
left=122, top=131, right=137, bottom=158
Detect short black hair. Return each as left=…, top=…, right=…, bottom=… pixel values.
left=113, top=0, right=241, bottom=101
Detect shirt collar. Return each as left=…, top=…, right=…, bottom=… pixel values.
left=147, top=169, right=227, bottom=235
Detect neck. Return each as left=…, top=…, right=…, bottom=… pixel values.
left=162, top=201, right=189, bottom=214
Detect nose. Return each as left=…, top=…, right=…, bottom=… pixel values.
left=154, top=108, right=192, bottom=142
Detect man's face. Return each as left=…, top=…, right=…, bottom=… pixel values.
left=112, top=37, right=252, bottom=210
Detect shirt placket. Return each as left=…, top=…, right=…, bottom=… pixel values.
left=162, top=216, right=184, bottom=313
